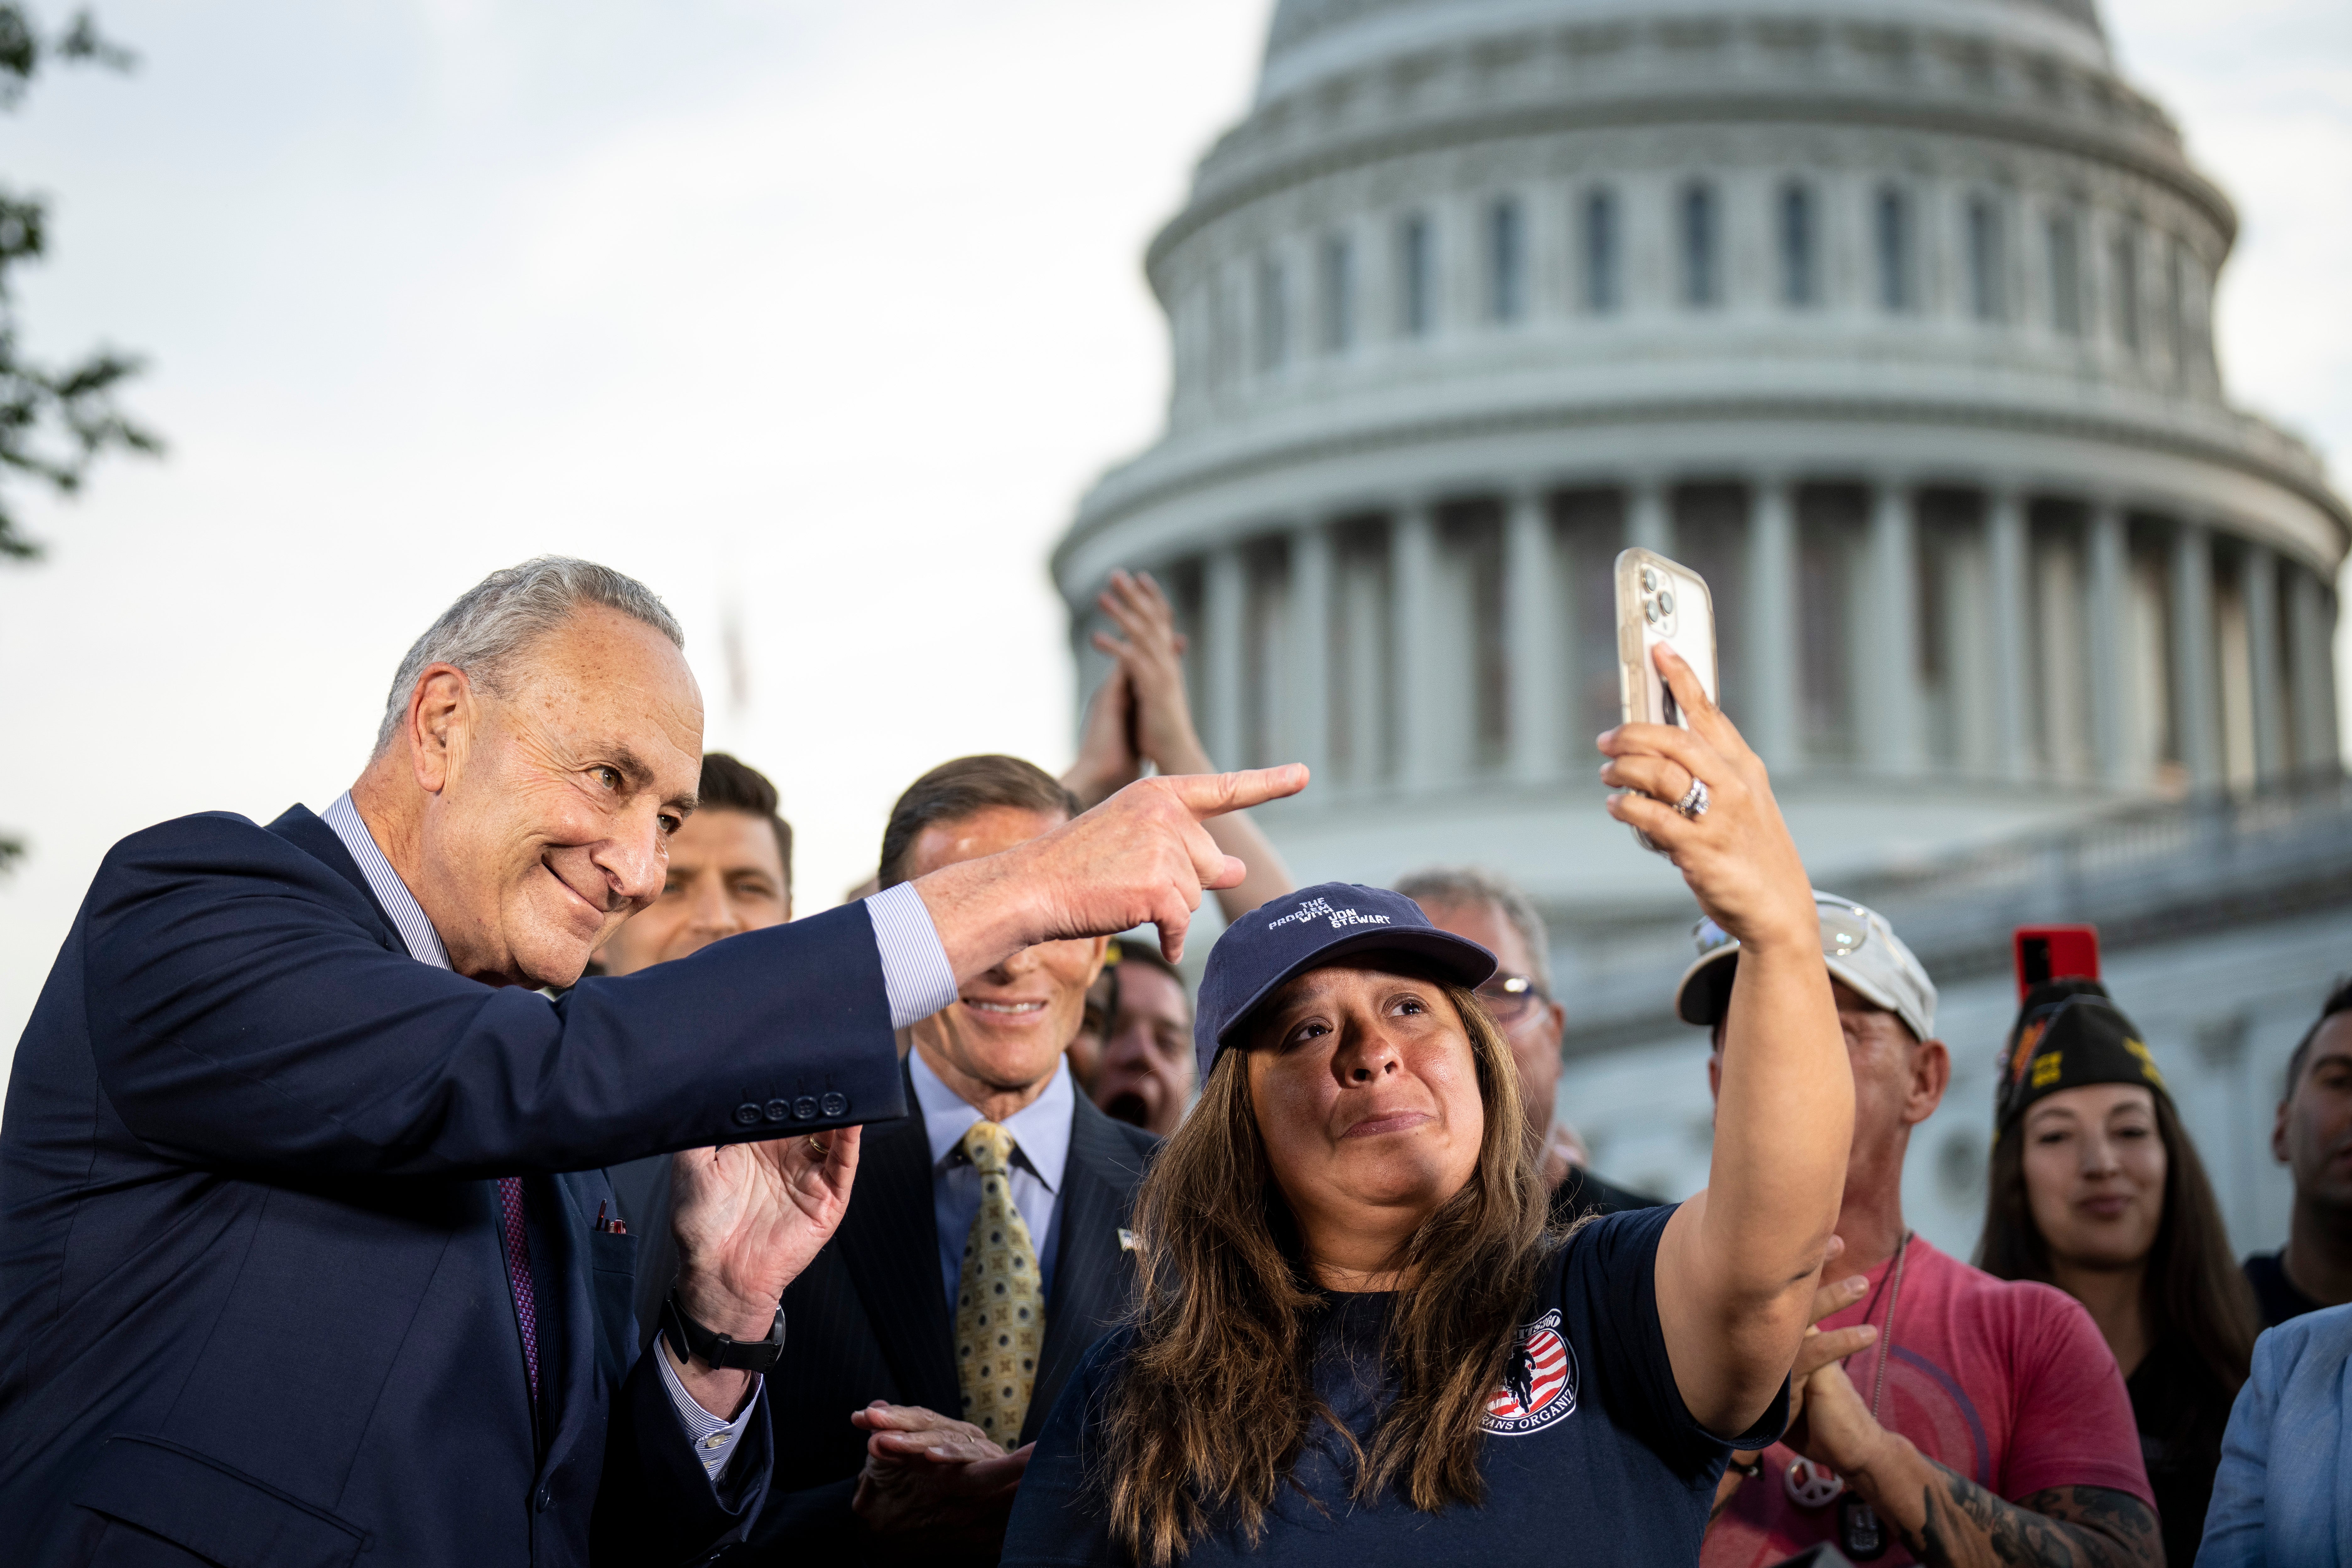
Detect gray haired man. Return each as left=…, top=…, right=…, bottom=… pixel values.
left=0, top=556, right=1304, bottom=1567
left=1395, top=867, right=1659, bottom=1220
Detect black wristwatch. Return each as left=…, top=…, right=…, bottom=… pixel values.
left=661, top=1293, right=786, bottom=1374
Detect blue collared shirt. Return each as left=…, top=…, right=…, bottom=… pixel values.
left=908, top=1047, right=1074, bottom=1308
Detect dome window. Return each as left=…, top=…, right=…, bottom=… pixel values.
left=1875, top=187, right=1913, bottom=313
left=1679, top=182, right=1718, bottom=309
left=1488, top=198, right=1526, bottom=324
left=1966, top=197, right=2005, bottom=322
left=2048, top=211, right=2084, bottom=336
left=1319, top=234, right=1355, bottom=355
left=1779, top=183, right=1816, bottom=308
left=1255, top=256, right=1289, bottom=371
left=2165, top=241, right=2190, bottom=378
left=1399, top=213, right=1435, bottom=337
left=2111, top=229, right=2141, bottom=355
left=1582, top=188, right=1619, bottom=314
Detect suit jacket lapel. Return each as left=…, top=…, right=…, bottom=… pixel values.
left=267, top=804, right=401, bottom=948
left=1027, top=1096, right=1146, bottom=1442
left=836, top=1064, right=958, bottom=1412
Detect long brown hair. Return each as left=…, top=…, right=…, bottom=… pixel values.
left=1097, top=977, right=1553, bottom=1565
left=1977, top=1091, right=2257, bottom=1396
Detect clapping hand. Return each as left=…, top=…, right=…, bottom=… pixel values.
left=851, top=1401, right=1032, bottom=1542
left=1065, top=569, right=1202, bottom=810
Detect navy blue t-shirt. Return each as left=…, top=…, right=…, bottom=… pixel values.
left=1001, top=1204, right=1785, bottom=1566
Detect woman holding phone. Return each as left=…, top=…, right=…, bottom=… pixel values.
left=999, top=647, right=1853, bottom=1566
left=1977, top=980, right=2257, bottom=1567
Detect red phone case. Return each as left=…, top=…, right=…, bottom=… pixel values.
left=2013, top=926, right=2100, bottom=1000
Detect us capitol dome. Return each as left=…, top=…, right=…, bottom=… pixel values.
left=1052, top=0, right=2352, bottom=1251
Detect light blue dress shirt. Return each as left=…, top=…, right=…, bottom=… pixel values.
left=908, top=1047, right=1074, bottom=1307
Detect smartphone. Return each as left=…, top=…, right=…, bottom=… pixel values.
left=2013, top=925, right=2099, bottom=1000
left=1616, top=548, right=1718, bottom=730
left=1614, top=549, right=1718, bottom=852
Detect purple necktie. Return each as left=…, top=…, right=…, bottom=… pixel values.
left=497, top=1176, right=542, bottom=1406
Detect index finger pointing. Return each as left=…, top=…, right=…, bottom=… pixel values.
left=1163, top=763, right=1309, bottom=817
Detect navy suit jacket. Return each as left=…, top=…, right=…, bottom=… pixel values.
left=0, top=805, right=906, bottom=1568
left=731, top=1060, right=1156, bottom=1564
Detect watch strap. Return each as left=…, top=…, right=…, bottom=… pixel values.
left=661, top=1293, right=786, bottom=1374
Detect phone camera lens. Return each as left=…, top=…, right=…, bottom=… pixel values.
left=1643, top=598, right=1664, bottom=626
left=1640, top=568, right=1661, bottom=592
left=1656, top=589, right=1675, bottom=616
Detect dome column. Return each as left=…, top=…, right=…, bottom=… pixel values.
left=1505, top=487, right=1562, bottom=787
left=2172, top=522, right=2224, bottom=792
left=2087, top=500, right=2139, bottom=789
left=1288, top=521, right=1335, bottom=786
left=1988, top=488, right=2032, bottom=782
left=1746, top=476, right=1801, bottom=774
left=1202, top=542, right=1248, bottom=771
left=1628, top=478, right=1672, bottom=557
left=1867, top=480, right=1925, bottom=776
left=2242, top=542, right=2287, bottom=784
left=1392, top=502, right=1441, bottom=791
left=2289, top=566, right=2342, bottom=776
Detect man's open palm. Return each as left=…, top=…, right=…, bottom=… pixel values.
left=671, top=1128, right=862, bottom=1314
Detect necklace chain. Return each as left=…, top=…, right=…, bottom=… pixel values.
left=1865, top=1231, right=1912, bottom=1423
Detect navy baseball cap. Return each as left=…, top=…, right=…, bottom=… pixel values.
left=1193, top=882, right=1498, bottom=1081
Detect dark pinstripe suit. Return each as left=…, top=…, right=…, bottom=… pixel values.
left=630, top=1058, right=1155, bottom=1564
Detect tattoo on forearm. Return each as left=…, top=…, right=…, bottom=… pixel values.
left=1894, top=1469, right=2159, bottom=1568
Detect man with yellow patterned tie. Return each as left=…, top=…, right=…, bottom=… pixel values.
left=742, top=756, right=1164, bottom=1565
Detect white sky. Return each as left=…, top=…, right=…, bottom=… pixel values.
left=1, top=0, right=2347, bottom=1066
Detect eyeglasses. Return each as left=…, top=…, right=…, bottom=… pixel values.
left=1474, top=973, right=1551, bottom=1024
left=1692, top=898, right=1878, bottom=964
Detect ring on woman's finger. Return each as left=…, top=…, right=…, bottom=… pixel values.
left=805, top=1136, right=829, bottom=1158
left=1674, top=777, right=1710, bottom=819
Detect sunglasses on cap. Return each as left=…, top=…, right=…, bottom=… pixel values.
left=1690, top=896, right=1881, bottom=963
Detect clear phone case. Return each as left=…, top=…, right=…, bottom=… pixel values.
left=1614, top=548, right=1719, bottom=850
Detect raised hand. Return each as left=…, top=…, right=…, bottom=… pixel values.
left=1598, top=643, right=1816, bottom=953
left=1064, top=659, right=1142, bottom=811
left=1091, top=569, right=1212, bottom=779
left=914, top=765, right=1309, bottom=976
left=665, top=1128, right=861, bottom=1414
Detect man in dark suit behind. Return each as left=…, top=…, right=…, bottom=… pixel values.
left=740, top=757, right=1160, bottom=1564
left=0, top=557, right=1305, bottom=1568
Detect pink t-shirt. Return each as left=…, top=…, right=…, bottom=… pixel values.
left=1703, top=1236, right=2151, bottom=1568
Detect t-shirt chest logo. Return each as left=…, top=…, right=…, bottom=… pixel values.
left=1481, top=1308, right=1578, bottom=1436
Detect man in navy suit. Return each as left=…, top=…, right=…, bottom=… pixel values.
left=0, top=556, right=1304, bottom=1567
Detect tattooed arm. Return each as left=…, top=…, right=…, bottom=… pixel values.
left=1788, top=1354, right=2161, bottom=1568
left=1891, top=1461, right=2157, bottom=1567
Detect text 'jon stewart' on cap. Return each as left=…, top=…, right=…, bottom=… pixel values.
left=1192, top=882, right=1498, bottom=1082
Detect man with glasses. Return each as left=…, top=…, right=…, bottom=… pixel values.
left=1689, top=892, right=2158, bottom=1568
left=1395, top=868, right=1658, bottom=1219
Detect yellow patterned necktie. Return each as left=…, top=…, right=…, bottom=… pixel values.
left=953, top=1120, right=1045, bottom=1440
